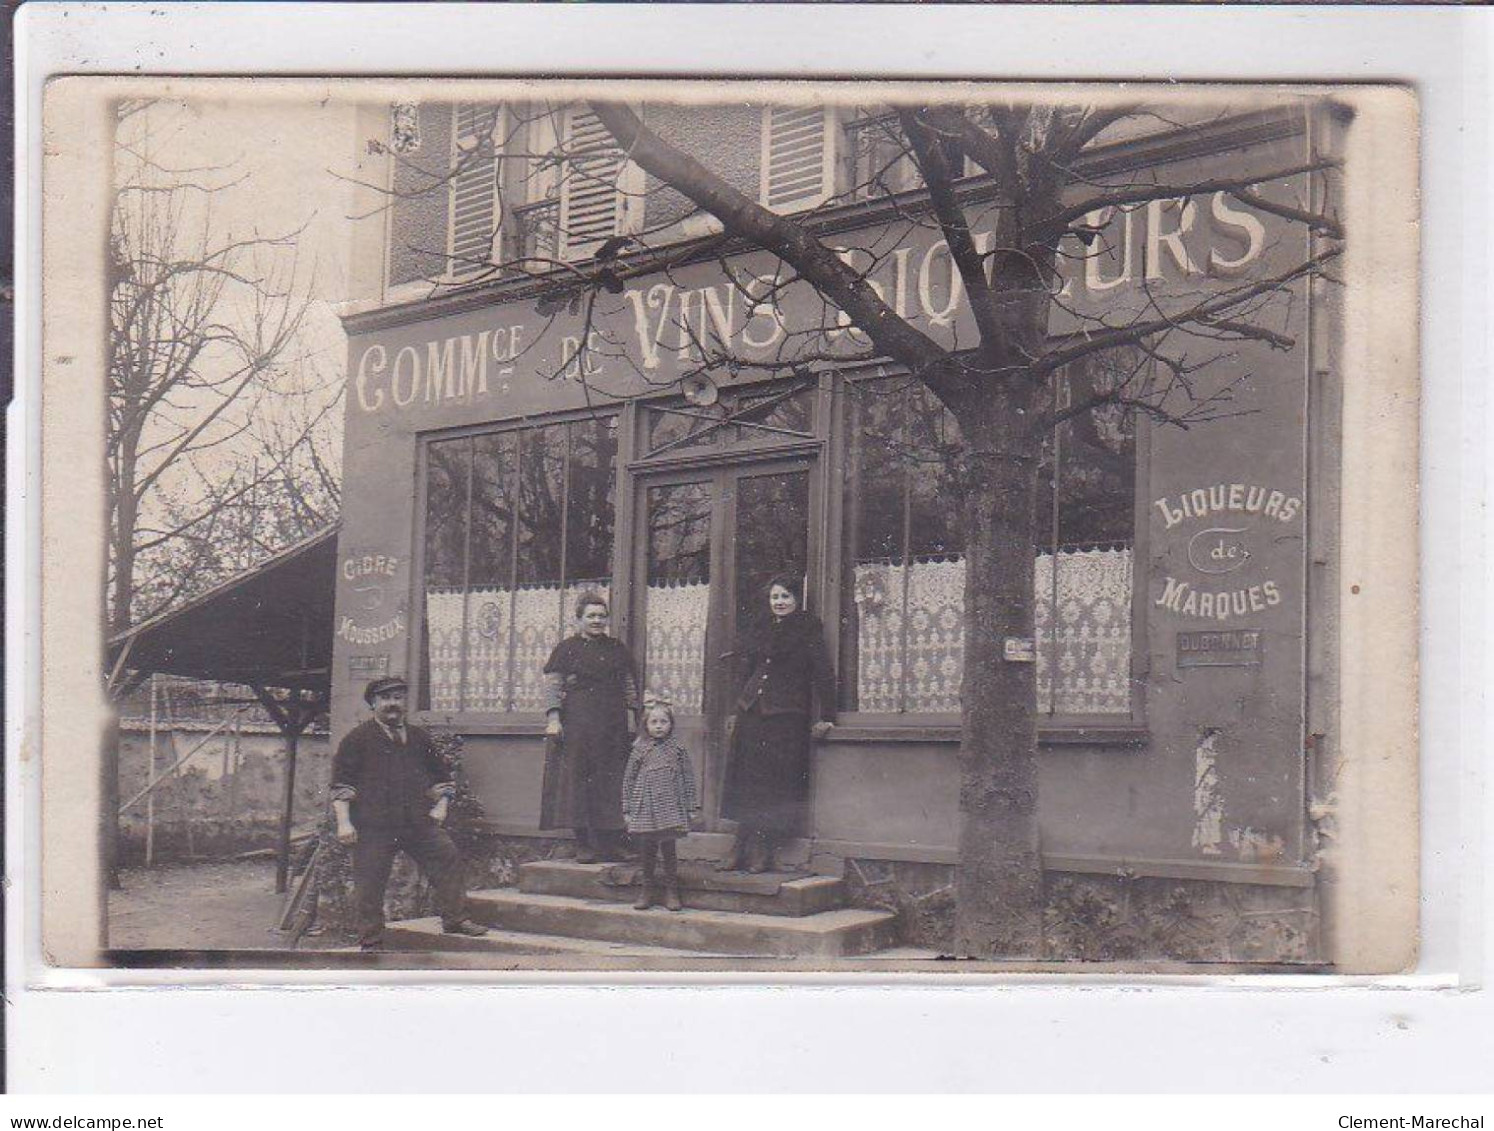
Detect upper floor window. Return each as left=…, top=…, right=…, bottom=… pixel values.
left=761, top=105, right=987, bottom=214
left=556, top=107, right=645, bottom=261
left=842, top=109, right=921, bottom=202
left=447, top=103, right=504, bottom=281
left=443, top=103, right=645, bottom=279
left=759, top=106, right=838, bottom=213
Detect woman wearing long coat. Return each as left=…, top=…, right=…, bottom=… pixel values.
left=719, top=575, right=836, bottom=873
left=540, top=592, right=640, bottom=863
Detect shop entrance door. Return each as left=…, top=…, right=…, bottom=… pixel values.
left=633, top=458, right=814, bottom=828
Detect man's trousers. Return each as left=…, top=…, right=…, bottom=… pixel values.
left=352, top=820, right=466, bottom=946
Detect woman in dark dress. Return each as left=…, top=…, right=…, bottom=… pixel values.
left=541, top=592, right=641, bottom=863
left=719, top=575, right=836, bottom=873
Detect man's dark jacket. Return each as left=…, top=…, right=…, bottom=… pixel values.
left=331, top=720, right=454, bottom=829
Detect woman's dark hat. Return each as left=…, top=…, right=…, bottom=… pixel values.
left=364, top=675, right=409, bottom=705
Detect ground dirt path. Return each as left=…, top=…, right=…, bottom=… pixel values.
left=108, top=859, right=339, bottom=951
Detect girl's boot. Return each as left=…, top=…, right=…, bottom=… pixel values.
left=662, top=841, right=683, bottom=911
left=633, top=841, right=658, bottom=910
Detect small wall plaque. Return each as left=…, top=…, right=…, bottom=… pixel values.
left=1003, top=636, right=1037, bottom=663
left=349, top=654, right=390, bottom=678
left=1176, top=628, right=1264, bottom=668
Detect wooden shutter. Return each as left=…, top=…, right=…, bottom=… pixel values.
left=558, top=108, right=634, bottom=259
left=760, top=106, right=836, bottom=212
left=448, top=103, right=501, bottom=279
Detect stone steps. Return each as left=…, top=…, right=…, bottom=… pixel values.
left=372, top=919, right=942, bottom=966
left=380, top=917, right=717, bottom=958
left=465, top=888, right=898, bottom=958
left=518, top=860, right=847, bottom=917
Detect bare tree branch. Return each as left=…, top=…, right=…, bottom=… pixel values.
left=1034, top=247, right=1338, bottom=378
left=1031, top=158, right=1342, bottom=240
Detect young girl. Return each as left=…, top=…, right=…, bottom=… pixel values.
left=622, top=699, right=699, bottom=911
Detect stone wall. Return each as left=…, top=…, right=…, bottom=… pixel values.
left=841, top=858, right=1319, bottom=964
left=117, top=725, right=331, bottom=865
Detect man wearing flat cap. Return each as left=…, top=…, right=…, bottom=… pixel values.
left=331, top=675, right=488, bottom=950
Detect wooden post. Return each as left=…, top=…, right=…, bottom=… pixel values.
left=275, top=724, right=300, bottom=895
left=254, top=686, right=298, bottom=895
left=145, top=673, right=158, bottom=867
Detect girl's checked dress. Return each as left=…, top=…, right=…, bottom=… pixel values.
left=622, top=736, right=698, bottom=838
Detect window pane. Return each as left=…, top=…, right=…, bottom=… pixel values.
left=850, top=384, right=906, bottom=563
left=564, top=417, right=617, bottom=585
left=733, top=470, right=810, bottom=654
left=1037, top=351, right=1138, bottom=716
left=1058, top=353, right=1137, bottom=547
left=469, top=432, right=517, bottom=588
left=647, top=405, right=719, bottom=456
left=561, top=417, right=618, bottom=691
left=421, top=417, right=618, bottom=716
left=507, top=425, right=568, bottom=711
left=843, top=381, right=965, bottom=714
left=901, top=388, right=964, bottom=712
left=732, top=385, right=815, bottom=443
left=422, top=438, right=471, bottom=713
left=516, top=425, right=567, bottom=584
left=845, top=110, right=920, bottom=201
left=644, top=482, right=713, bottom=713
left=905, top=386, right=964, bottom=559
left=1040, top=545, right=1133, bottom=715
left=424, top=439, right=470, bottom=586
left=463, top=432, right=517, bottom=713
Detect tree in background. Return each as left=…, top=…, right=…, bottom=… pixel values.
left=104, top=100, right=345, bottom=889
left=107, top=99, right=342, bottom=643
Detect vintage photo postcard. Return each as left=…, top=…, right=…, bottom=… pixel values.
left=33, top=77, right=1418, bottom=975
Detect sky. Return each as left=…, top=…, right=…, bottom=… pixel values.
left=112, top=90, right=371, bottom=550
left=118, top=92, right=367, bottom=380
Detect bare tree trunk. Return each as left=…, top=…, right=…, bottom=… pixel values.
left=104, top=457, right=137, bottom=893
left=955, top=433, right=1045, bottom=958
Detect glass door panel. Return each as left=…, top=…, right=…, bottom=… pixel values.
left=730, top=469, right=811, bottom=657
left=635, top=460, right=816, bottom=829
left=641, top=481, right=714, bottom=715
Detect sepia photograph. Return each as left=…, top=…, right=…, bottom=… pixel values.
left=36, top=76, right=1419, bottom=974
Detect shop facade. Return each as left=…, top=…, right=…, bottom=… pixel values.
left=334, top=95, right=1339, bottom=959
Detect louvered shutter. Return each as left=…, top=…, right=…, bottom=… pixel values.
left=448, top=103, right=501, bottom=279
left=760, top=106, right=836, bottom=212
left=558, top=109, right=632, bottom=259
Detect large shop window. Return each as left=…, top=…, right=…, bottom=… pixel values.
left=420, top=416, right=618, bottom=714
left=840, top=362, right=1136, bottom=717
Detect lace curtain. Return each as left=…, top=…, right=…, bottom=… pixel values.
left=426, top=582, right=610, bottom=712
left=642, top=580, right=711, bottom=713
left=1035, top=547, right=1133, bottom=715
left=852, top=547, right=1132, bottom=714
left=430, top=550, right=1131, bottom=716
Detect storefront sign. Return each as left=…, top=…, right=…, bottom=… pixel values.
left=1186, top=526, right=1254, bottom=575
left=349, top=184, right=1302, bottom=418
left=1153, top=483, right=1301, bottom=529
left=336, top=611, right=406, bottom=646
left=1176, top=629, right=1265, bottom=668
left=341, top=550, right=402, bottom=612
left=338, top=548, right=408, bottom=644
left=1153, top=481, right=1301, bottom=624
